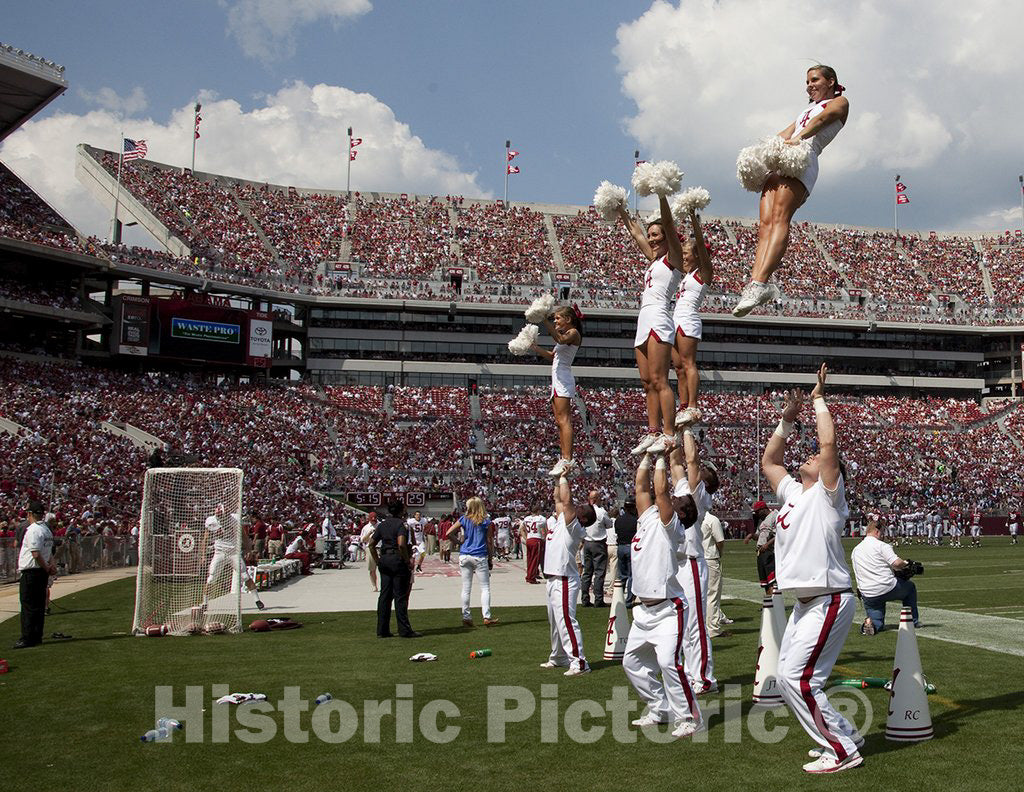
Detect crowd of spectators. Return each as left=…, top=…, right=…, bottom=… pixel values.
left=0, top=163, right=83, bottom=254
left=456, top=202, right=552, bottom=283
left=817, top=227, right=932, bottom=303
left=1, top=358, right=1021, bottom=529
left=0, top=277, right=83, bottom=312
left=349, top=195, right=456, bottom=277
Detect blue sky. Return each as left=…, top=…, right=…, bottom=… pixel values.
left=3, top=1, right=1024, bottom=245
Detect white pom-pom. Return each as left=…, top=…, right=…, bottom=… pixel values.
left=772, top=138, right=812, bottom=178
left=735, top=142, right=769, bottom=193
left=593, top=181, right=628, bottom=221
left=524, top=292, right=555, bottom=324
left=632, top=160, right=683, bottom=197
left=507, top=323, right=539, bottom=356
left=671, top=187, right=711, bottom=223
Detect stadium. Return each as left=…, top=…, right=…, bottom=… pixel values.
left=1, top=21, right=1023, bottom=792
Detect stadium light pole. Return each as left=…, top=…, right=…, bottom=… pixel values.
left=1019, top=175, right=1023, bottom=231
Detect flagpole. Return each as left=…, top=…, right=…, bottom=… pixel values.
left=1018, top=174, right=1023, bottom=231
left=504, top=140, right=510, bottom=205
left=111, top=131, right=124, bottom=243
left=633, top=150, right=640, bottom=214
left=894, top=174, right=900, bottom=235
left=191, top=102, right=201, bottom=172
left=347, top=126, right=353, bottom=195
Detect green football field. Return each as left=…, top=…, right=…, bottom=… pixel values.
left=2, top=539, right=1021, bottom=792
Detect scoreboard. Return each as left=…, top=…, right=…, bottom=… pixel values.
left=112, top=294, right=272, bottom=367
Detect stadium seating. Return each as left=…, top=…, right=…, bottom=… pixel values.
left=0, top=163, right=83, bottom=253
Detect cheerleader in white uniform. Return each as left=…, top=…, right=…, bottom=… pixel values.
left=616, top=195, right=687, bottom=455
left=733, top=64, right=849, bottom=317
left=672, top=209, right=714, bottom=427
left=531, top=306, right=583, bottom=478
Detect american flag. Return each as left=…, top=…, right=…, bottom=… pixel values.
left=123, top=138, right=148, bottom=161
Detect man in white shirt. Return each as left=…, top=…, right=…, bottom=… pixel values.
left=540, top=474, right=595, bottom=677
left=761, top=364, right=864, bottom=774
left=15, top=501, right=55, bottom=649
left=581, top=490, right=611, bottom=607
left=851, top=516, right=920, bottom=634
left=701, top=511, right=728, bottom=637
left=360, top=513, right=379, bottom=591
left=623, top=452, right=703, bottom=739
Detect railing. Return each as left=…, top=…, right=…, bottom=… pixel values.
left=1, top=536, right=137, bottom=584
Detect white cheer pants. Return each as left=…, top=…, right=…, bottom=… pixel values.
left=545, top=574, right=586, bottom=669
left=677, top=557, right=715, bottom=690
left=623, top=598, right=701, bottom=725
left=777, top=592, right=861, bottom=760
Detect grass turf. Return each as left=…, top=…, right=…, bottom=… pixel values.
left=1, top=539, right=1021, bottom=792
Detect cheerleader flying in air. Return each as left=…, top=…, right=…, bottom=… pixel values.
left=531, top=305, right=583, bottom=478
left=733, top=64, right=849, bottom=317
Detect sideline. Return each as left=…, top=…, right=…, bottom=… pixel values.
left=0, top=567, right=137, bottom=625
left=721, top=575, right=1024, bottom=658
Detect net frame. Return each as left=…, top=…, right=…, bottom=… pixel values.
left=131, top=467, right=244, bottom=636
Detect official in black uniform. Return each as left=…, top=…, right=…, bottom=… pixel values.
left=614, top=498, right=638, bottom=606
left=369, top=499, right=421, bottom=638
left=15, top=501, right=55, bottom=649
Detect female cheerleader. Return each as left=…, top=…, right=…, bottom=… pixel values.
left=617, top=194, right=685, bottom=455
left=673, top=208, right=714, bottom=427
left=733, top=64, right=849, bottom=317
left=531, top=305, right=583, bottom=477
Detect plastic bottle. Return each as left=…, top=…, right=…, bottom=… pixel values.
left=470, top=648, right=492, bottom=658
left=140, top=730, right=160, bottom=742
left=315, top=693, right=332, bottom=705
left=0, top=658, right=9, bottom=674
left=157, top=718, right=182, bottom=731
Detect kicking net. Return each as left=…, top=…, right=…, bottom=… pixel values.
left=132, top=467, right=244, bottom=636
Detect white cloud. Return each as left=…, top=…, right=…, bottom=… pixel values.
left=0, top=81, right=487, bottom=241
left=78, top=86, right=148, bottom=115
left=614, top=0, right=1024, bottom=226
left=960, top=205, right=1024, bottom=233
left=224, top=0, right=372, bottom=62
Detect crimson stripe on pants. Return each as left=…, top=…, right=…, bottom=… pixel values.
left=671, top=596, right=699, bottom=720
left=800, top=593, right=846, bottom=760
left=690, top=558, right=711, bottom=687
left=562, top=577, right=580, bottom=659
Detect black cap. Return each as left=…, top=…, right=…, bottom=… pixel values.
left=28, top=500, right=45, bottom=517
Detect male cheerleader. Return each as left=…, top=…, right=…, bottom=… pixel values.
left=761, top=364, right=863, bottom=773
left=669, top=428, right=718, bottom=695
left=623, top=452, right=703, bottom=738
left=540, top=474, right=594, bottom=676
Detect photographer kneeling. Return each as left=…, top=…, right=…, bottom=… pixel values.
left=851, top=515, right=922, bottom=635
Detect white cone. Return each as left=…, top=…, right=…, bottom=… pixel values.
left=603, top=580, right=630, bottom=660
left=886, top=606, right=933, bottom=741
left=771, top=591, right=786, bottom=641
left=752, top=596, right=784, bottom=706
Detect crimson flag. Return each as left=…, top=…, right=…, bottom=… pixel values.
left=351, top=138, right=363, bottom=147
left=194, top=114, right=201, bottom=140
left=507, top=165, right=520, bottom=174
left=896, top=182, right=907, bottom=193
left=896, top=194, right=909, bottom=204
left=350, top=151, right=357, bottom=161
left=507, top=150, right=519, bottom=161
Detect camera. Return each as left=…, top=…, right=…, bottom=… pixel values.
left=895, top=559, right=924, bottom=580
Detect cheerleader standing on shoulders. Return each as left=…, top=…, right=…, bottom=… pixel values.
left=531, top=305, right=583, bottom=478
left=673, top=208, right=714, bottom=428
left=617, top=195, right=686, bottom=456
left=733, top=64, right=849, bottom=317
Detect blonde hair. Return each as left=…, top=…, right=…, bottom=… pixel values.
left=465, top=497, right=487, bottom=525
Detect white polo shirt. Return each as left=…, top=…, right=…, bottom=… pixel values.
left=850, top=534, right=899, bottom=598
left=584, top=505, right=610, bottom=542
left=543, top=513, right=584, bottom=578
left=701, top=513, right=725, bottom=560
left=774, top=474, right=852, bottom=598
left=631, top=505, right=684, bottom=600
left=18, top=520, right=54, bottom=571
